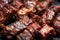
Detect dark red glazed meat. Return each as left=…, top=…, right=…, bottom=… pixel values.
left=0, top=0, right=60, bottom=40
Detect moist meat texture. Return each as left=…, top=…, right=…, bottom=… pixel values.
left=0, top=0, right=60, bottom=40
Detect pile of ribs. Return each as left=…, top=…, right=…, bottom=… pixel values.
left=0, top=0, right=60, bottom=40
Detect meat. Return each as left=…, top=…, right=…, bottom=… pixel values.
left=28, top=23, right=41, bottom=30
left=11, top=0, right=23, bottom=9
left=53, top=6, right=60, bottom=12
left=39, top=24, right=56, bottom=40
left=17, top=8, right=28, bottom=15
left=0, top=21, right=27, bottom=35
left=17, top=29, right=33, bottom=40
left=53, top=12, right=60, bottom=28
left=41, top=9, right=55, bottom=24
left=19, top=15, right=33, bottom=25
left=0, top=0, right=60, bottom=40
left=24, top=0, right=36, bottom=12
left=26, top=22, right=41, bottom=35
left=3, top=4, right=18, bottom=13
left=36, top=0, right=53, bottom=11
left=0, top=11, right=6, bottom=23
